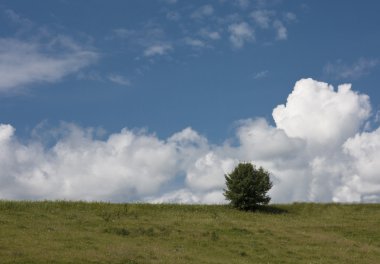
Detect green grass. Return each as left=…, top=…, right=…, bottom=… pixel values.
left=0, top=201, right=379, bottom=263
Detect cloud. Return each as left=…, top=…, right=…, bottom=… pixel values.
left=108, top=74, right=131, bottom=86
left=1, top=78, right=380, bottom=203
left=339, top=128, right=380, bottom=202
left=191, top=5, right=214, bottom=19
left=0, top=37, right=98, bottom=94
left=0, top=9, right=98, bottom=94
left=226, top=79, right=376, bottom=203
left=253, top=70, right=268, bottom=79
left=250, top=9, right=291, bottom=40
left=4, top=9, right=33, bottom=29
left=144, top=43, right=172, bottom=56
left=111, top=28, right=133, bottom=39
left=161, top=0, right=177, bottom=4
left=110, top=26, right=171, bottom=58
left=269, top=79, right=373, bottom=202
left=76, top=71, right=103, bottom=82
left=228, top=22, right=254, bottom=48
left=150, top=189, right=202, bottom=204
left=234, top=0, right=250, bottom=9
left=251, top=10, right=274, bottom=28
left=284, top=12, right=297, bottom=22
left=0, top=123, right=179, bottom=201
left=185, top=152, right=235, bottom=191
left=273, top=78, right=371, bottom=149
left=150, top=189, right=225, bottom=204
left=183, top=38, right=206, bottom=48
left=273, top=20, right=287, bottom=40
left=111, top=26, right=166, bottom=44
left=199, top=28, right=221, bottom=40
left=323, top=58, right=379, bottom=80
left=375, top=110, right=380, bottom=124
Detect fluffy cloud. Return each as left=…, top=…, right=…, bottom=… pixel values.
left=1, top=78, right=380, bottom=203
left=273, top=79, right=371, bottom=150
left=186, top=152, right=235, bottom=191
left=338, top=128, right=380, bottom=202
left=0, top=123, right=179, bottom=201
left=228, top=22, right=255, bottom=48
left=0, top=37, right=98, bottom=93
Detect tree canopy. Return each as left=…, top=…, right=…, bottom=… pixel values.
left=224, top=162, right=272, bottom=210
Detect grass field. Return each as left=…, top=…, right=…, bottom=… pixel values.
left=0, top=201, right=379, bottom=263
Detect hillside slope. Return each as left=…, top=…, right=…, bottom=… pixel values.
left=0, top=201, right=379, bottom=263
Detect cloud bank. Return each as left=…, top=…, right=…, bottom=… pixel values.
left=1, top=78, right=380, bottom=203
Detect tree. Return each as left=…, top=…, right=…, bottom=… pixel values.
left=224, top=162, right=272, bottom=210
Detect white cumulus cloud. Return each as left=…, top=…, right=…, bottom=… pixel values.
left=273, top=78, right=371, bottom=150
left=1, top=78, right=380, bottom=204
left=0, top=123, right=179, bottom=201
left=338, top=128, right=380, bottom=202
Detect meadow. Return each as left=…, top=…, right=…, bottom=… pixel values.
left=0, top=201, right=379, bottom=263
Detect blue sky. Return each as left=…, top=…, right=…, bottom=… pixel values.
left=1, top=0, right=380, bottom=203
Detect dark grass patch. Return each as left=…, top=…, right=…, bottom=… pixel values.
left=104, top=227, right=130, bottom=236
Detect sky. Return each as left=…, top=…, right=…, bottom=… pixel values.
left=0, top=0, right=380, bottom=203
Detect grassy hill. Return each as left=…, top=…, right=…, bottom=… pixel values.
left=0, top=201, right=379, bottom=263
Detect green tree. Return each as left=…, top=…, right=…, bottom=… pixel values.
left=224, top=162, right=272, bottom=210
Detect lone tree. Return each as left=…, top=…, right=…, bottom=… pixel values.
left=224, top=162, right=272, bottom=210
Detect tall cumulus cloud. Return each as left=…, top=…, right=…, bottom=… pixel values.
left=1, top=78, right=379, bottom=203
